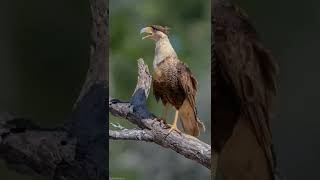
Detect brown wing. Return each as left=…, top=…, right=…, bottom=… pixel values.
left=177, top=62, right=205, bottom=136
left=152, top=66, right=167, bottom=105
left=214, top=0, right=279, bottom=178
left=177, top=62, right=198, bottom=110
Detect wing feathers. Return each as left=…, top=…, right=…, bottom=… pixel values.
left=218, top=24, right=279, bottom=175
left=177, top=62, right=205, bottom=136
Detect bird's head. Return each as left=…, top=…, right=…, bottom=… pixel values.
left=140, top=25, right=170, bottom=41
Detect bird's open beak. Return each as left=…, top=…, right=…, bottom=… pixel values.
left=140, top=27, right=153, bottom=40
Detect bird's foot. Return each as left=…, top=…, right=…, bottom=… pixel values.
left=155, top=118, right=167, bottom=128
left=167, top=124, right=181, bottom=135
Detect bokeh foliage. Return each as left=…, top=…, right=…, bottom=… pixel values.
left=109, top=0, right=211, bottom=180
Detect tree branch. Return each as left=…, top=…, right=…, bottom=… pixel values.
left=109, top=129, right=154, bottom=142
left=109, top=59, right=212, bottom=170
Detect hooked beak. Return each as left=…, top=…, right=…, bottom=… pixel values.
left=140, top=27, right=153, bottom=40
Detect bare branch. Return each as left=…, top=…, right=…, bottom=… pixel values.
left=109, top=129, right=153, bottom=142
left=109, top=59, right=212, bottom=169
left=133, top=58, right=152, bottom=97
left=110, top=122, right=127, bottom=130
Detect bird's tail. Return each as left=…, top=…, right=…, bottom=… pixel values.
left=179, top=99, right=205, bottom=137
left=197, top=117, right=206, bottom=132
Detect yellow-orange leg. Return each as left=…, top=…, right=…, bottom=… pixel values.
left=168, top=110, right=181, bottom=134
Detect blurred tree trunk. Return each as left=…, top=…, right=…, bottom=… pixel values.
left=0, top=0, right=108, bottom=179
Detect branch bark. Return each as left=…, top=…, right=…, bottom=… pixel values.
left=109, top=59, right=212, bottom=169
left=0, top=0, right=108, bottom=179
left=109, top=129, right=153, bottom=142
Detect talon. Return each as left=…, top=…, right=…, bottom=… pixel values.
left=167, top=124, right=182, bottom=134
left=165, top=110, right=181, bottom=136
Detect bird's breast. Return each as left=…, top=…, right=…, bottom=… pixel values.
left=153, top=68, right=162, bottom=81
left=153, top=60, right=185, bottom=109
left=154, top=62, right=179, bottom=86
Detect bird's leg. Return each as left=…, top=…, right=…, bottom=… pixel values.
left=160, top=104, right=169, bottom=123
left=168, top=110, right=181, bottom=134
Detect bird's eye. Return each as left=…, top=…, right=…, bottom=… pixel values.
left=151, top=27, right=158, bottom=32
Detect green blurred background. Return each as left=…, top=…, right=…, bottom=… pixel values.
left=109, top=0, right=211, bottom=180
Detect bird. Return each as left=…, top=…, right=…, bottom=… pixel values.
left=140, top=25, right=205, bottom=137
left=213, top=0, right=282, bottom=180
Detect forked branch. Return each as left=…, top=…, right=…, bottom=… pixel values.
left=109, top=59, right=211, bottom=169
